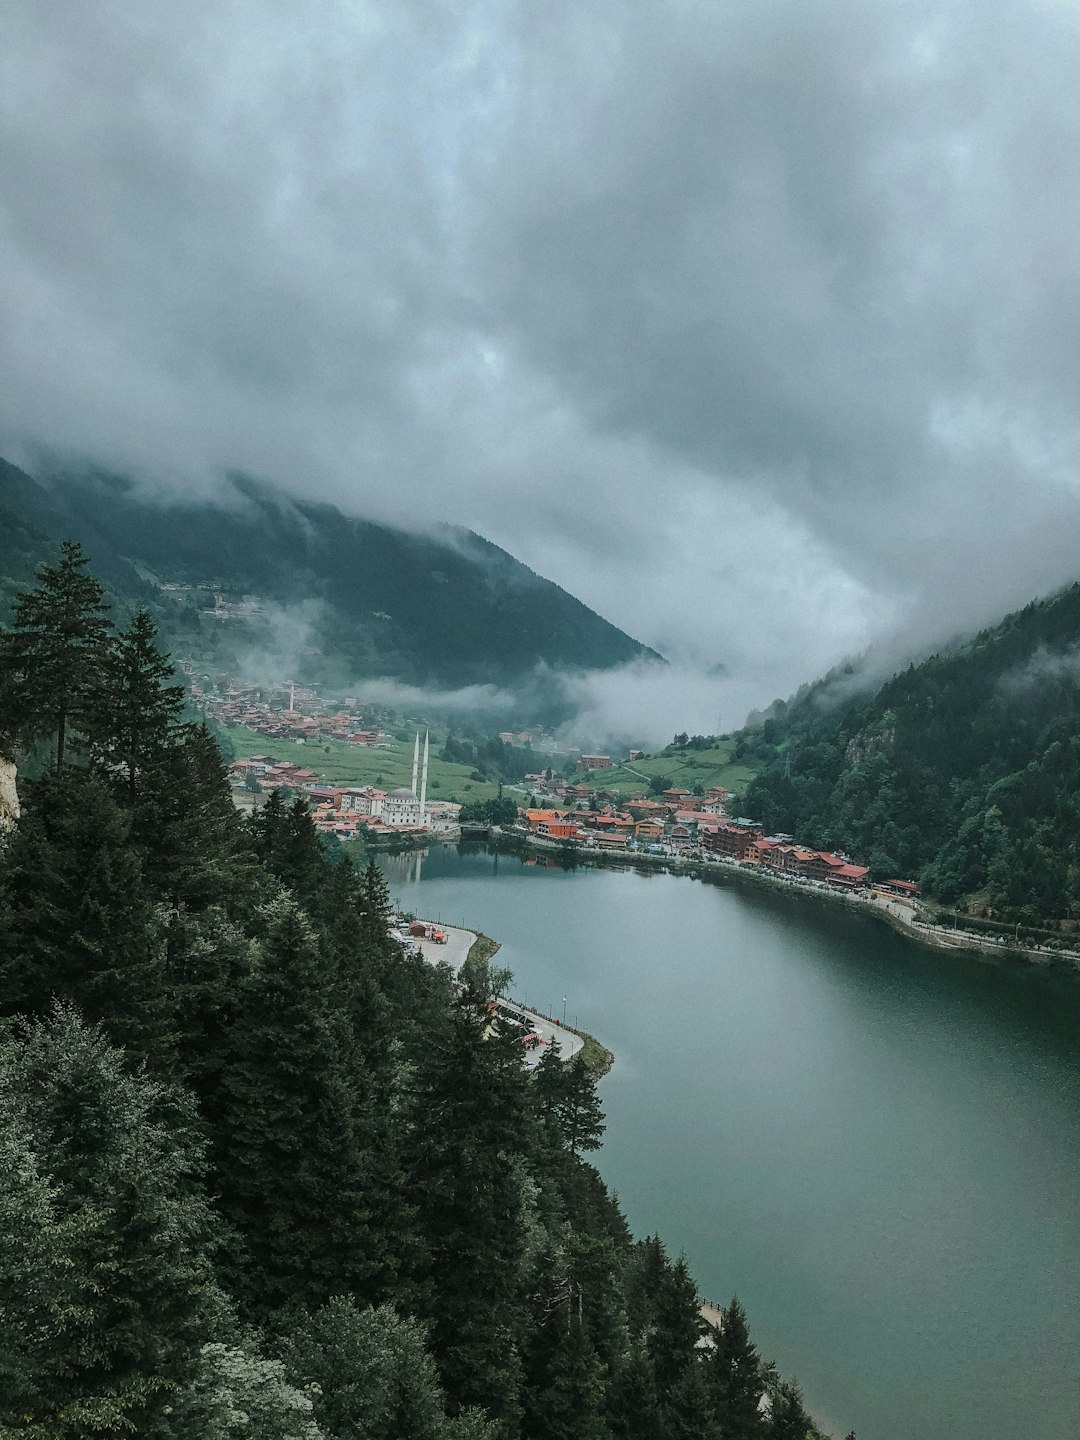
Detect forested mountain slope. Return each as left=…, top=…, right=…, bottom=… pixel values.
left=740, top=584, right=1080, bottom=925
left=0, top=544, right=826, bottom=1439
left=0, top=457, right=660, bottom=689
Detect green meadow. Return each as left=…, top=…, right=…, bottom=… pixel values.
left=563, top=741, right=758, bottom=802
left=225, top=726, right=503, bottom=805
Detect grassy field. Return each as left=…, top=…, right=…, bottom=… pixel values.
left=225, top=725, right=759, bottom=809
left=225, top=726, right=503, bottom=805
left=561, top=741, right=759, bottom=801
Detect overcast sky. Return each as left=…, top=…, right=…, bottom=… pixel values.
left=4, top=0, right=1080, bottom=725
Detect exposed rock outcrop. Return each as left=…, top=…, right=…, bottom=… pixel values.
left=0, top=757, right=19, bottom=829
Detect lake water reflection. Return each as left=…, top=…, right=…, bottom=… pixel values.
left=380, top=844, right=1080, bottom=1440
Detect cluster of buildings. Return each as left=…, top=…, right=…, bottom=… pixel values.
left=699, top=821, right=872, bottom=887
left=517, top=789, right=918, bottom=897
left=228, top=732, right=461, bottom=840
left=177, top=667, right=384, bottom=747
left=520, top=785, right=734, bottom=851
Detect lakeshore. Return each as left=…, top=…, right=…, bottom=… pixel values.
left=488, top=827, right=1080, bottom=971
left=402, top=920, right=612, bottom=1074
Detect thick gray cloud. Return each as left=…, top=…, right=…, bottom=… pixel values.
left=3, top=0, right=1080, bottom=727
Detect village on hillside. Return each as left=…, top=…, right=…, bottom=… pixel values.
left=185, top=667, right=916, bottom=894
left=180, top=666, right=385, bottom=747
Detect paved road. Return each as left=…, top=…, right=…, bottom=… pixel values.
left=403, top=923, right=586, bottom=1066
left=499, top=1000, right=585, bottom=1066
left=405, top=922, right=476, bottom=973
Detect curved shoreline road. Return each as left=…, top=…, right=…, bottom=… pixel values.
left=409, top=922, right=584, bottom=1063
left=499, top=998, right=584, bottom=1065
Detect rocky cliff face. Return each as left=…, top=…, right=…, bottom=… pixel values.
left=0, top=757, right=19, bottom=829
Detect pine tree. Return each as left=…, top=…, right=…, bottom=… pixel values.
left=664, top=1360, right=720, bottom=1440
left=213, top=895, right=384, bottom=1311
left=359, top=855, right=396, bottom=948
left=248, top=791, right=329, bottom=910
left=522, top=1268, right=611, bottom=1440
left=85, top=608, right=187, bottom=804
left=708, top=1296, right=766, bottom=1440
left=622, top=1237, right=708, bottom=1438
left=563, top=1054, right=606, bottom=1155
left=147, top=723, right=252, bottom=911
left=2, top=539, right=111, bottom=772
left=167, top=907, right=257, bottom=1110
left=282, top=1297, right=452, bottom=1440
left=768, top=1379, right=812, bottom=1440
left=0, top=1069, right=101, bottom=1428
left=651, top=1252, right=707, bottom=1392
left=0, top=771, right=172, bottom=1065
left=534, top=1036, right=570, bottom=1137
left=608, top=1337, right=662, bottom=1440
left=0, top=1005, right=220, bottom=1438
left=410, top=998, right=538, bottom=1426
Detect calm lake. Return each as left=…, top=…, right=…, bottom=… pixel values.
left=380, top=844, right=1080, bottom=1440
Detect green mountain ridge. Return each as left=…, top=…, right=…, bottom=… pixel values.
left=739, top=581, right=1080, bottom=925
left=0, top=457, right=661, bottom=696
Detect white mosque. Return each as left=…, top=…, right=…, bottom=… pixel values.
left=380, top=730, right=430, bottom=827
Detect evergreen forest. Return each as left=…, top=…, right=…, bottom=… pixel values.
left=0, top=544, right=830, bottom=1439
left=739, top=582, right=1080, bottom=926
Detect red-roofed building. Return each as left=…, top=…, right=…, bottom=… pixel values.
left=702, top=822, right=763, bottom=861
left=878, top=879, right=921, bottom=897
left=522, top=809, right=581, bottom=841
left=828, top=862, right=870, bottom=887
left=625, top=799, right=666, bottom=819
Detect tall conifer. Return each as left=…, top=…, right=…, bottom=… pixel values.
left=410, top=999, right=537, bottom=1426
left=1, top=1006, right=220, bottom=1437
left=0, top=772, right=171, bottom=1064
left=2, top=540, right=111, bottom=772
left=767, top=1379, right=813, bottom=1440
left=86, top=608, right=187, bottom=803
left=709, top=1295, right=766, bottom=1440
left=213, top=895, right=381, bottom=1311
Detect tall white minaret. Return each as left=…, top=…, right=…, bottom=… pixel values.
left=411, top=730, right=420, bottom=795
left=289, top=681, right=296, bottom=710
left=419, top=729, right=429, bottom=823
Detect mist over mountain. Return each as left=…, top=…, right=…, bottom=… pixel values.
left=0, top=456, right=661, bottom=705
